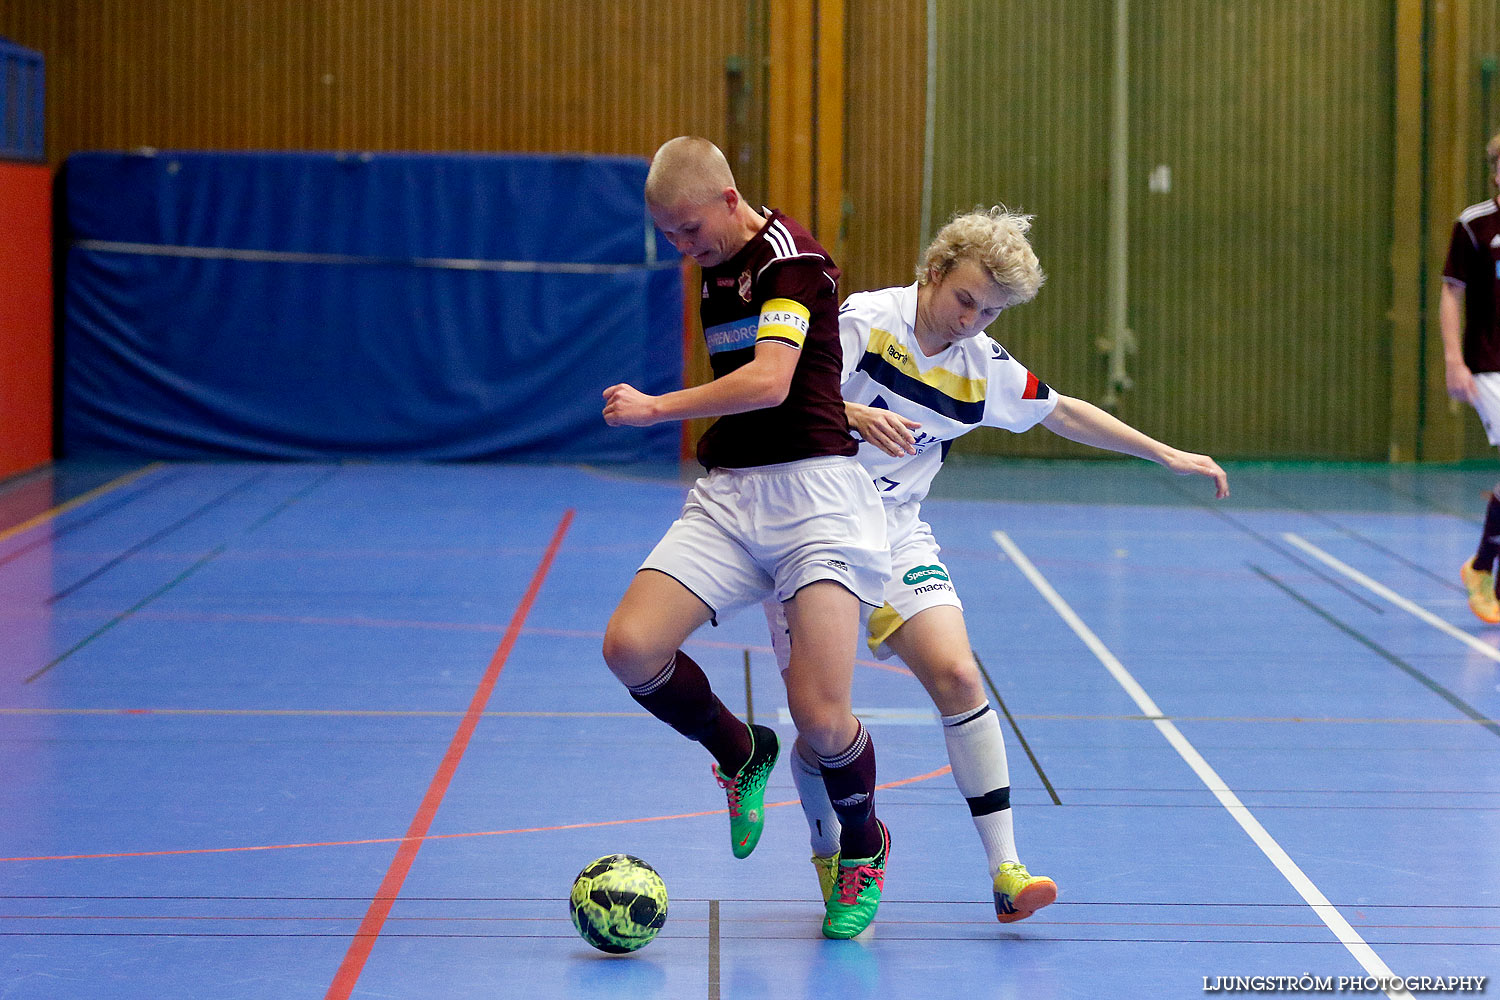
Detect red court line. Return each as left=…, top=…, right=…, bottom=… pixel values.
left=0, top=766, right=953, bottom=864
left=323, top=509, right=574, bottom=1000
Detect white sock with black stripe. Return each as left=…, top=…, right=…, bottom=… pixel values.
left=942, top=703, right=1017, bottom=875
left=791, top=737, right=841, bottom=857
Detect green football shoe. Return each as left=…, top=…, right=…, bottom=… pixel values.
left=812, top=853, right=839, bottom=902
left=993, top=861, right=1057, bottom=923
left=712, top=724, right=780, bottom=859
left=821, top=820, right=889, bottom=939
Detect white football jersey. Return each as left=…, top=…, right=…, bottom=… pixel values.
left=839, top=282, right=1058, bottom=503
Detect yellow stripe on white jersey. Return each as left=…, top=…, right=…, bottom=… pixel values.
left=864, top=326, right=986, bottom=403
left=839, top=282, right=1057, bottom=504
left=756, top=297, right=810, bottom=348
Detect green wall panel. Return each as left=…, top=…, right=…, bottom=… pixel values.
left=930, top=1, right=1394, bottom=460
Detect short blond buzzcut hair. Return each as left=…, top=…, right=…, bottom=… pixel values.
left=918, top=206, right=1045, bottom=305
left=645, top=136, right=738, bottom=209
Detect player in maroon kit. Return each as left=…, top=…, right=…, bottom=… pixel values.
left=1444, top=133, right=1500, bottom=624
left=600, top=136, right=892, bottom=938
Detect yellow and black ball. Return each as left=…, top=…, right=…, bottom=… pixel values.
left=568, top=854, right=668, bottom=954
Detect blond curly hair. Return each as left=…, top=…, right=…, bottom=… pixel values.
left=918, top=206, right=1045, bottom=305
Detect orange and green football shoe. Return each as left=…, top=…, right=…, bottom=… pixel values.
left=993, top=862, right=1057, bottom=923
left=1460, top=560, right=1500, bottom=625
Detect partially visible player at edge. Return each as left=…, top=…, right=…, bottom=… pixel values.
left=600, top=136, right=893, bottom=939
left=1442, top=132, right=1500, bottom=624
left=766, top=206, right=1229, bottom=923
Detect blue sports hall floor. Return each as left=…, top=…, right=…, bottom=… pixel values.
left=1, top=457, right=1495, bottom=999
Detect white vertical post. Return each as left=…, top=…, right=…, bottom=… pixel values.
left=1105, top=0, right=1132, bottom=408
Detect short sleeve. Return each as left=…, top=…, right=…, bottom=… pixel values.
left=837, top=295, right=874, bottom=384
left=1444, top=219, right=1476, bottom=287
left=759, top=257, right=831, bottom=317
left=980, top=338, right=1059, bottom=432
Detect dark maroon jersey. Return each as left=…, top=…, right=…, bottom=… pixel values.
left=1444, top=197, right=1500, bottom=373
left=694, top=209, right=857, bottom=470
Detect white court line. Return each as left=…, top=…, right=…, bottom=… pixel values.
left=1283, top=532, right=1500, bottom=665
left=992, top=530, right=1411, bottom=999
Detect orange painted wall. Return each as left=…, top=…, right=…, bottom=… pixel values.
left=0, top=161, right=52, bottom=479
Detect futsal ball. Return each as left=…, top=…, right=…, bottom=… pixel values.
left=568, top=854, right=668, bottom=954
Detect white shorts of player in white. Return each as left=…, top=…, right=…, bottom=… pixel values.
left=639, top=454, right=889, bottom=620
left=1472, top=372, right=1500, bottom=447
left=764, top=497, right=961, bottom=668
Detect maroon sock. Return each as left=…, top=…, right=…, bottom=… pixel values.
left=1476, top=491, right=1500, bottom=581
left=818, top=723, right=882, bottom=859
left=627, top=650, right=751, bottom=772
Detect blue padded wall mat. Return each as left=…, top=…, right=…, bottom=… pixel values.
left=61, top=151, right=682, bottom=462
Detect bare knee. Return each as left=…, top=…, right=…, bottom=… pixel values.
left=601, top=614, right=671, bottom=685
left=785, top=693, right=857, bottom=756
left=919, top=655, right=987, bottom=716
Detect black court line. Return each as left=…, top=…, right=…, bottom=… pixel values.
left=972, top=650, right=1061, bottom=805
left=47, top=470, right=272, bottom=605
left=1247, top=480, right=1463, bottom=593
left=8, top=895, right=1497, bottom=910
left=707, top=899, right=720, bottom=1000
left=24, top=546, right=228, bottom=683
left=1, top=932, right=1492, bottom=947
left=23, top=469, right=342, bottom=684
left=246, top=466, right=340, bottom=531
left=7, top=913, right=1498, bottom=929
left=1157, top=478, right=1387, bottom=614
left=742, top=649, right=754, bottom=727
left=0, top=467, right=186, bottom=571
left=1250, top=564, right=1500, bottom=741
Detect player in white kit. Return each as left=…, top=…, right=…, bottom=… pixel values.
left=767, top=206, right=1229, bottom=923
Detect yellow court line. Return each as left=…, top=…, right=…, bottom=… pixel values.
left=0, top=765, right=954, bottom=864
left=0, top=463, right=165, bottom=546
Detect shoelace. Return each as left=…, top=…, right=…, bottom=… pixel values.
left=714, top=767, right=742, bottom=817
left=833, top=863, right=884, bottom=906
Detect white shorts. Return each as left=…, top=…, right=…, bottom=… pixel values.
left=1473, top=372, right=1500, bottom=446
left=764, top=497, right=960, bottom=667
left=640, top=455, right=889, bottom=620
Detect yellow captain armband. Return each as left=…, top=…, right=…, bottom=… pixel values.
left=756, top=297, right=810, bottom=349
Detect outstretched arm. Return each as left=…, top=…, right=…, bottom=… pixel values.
left=1041, top=394, right=1229, bottom=498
